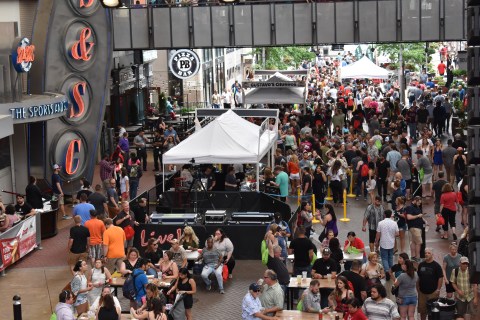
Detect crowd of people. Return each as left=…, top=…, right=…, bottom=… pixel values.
left=240, top=49, right=476, bottom=319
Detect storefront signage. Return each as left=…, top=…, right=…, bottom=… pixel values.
left=9, top=100, right=68, bottom=120
left=168, top=49, right=200, bottom=80
left=64, top=21, right=97, bottom=71
left=50, top=130, right=88, bottom=178
left=242, top=81, right=306, bottom=89
left=65, top=139, right=82, bottom=174
left=11, top=37, right=35, bottom=73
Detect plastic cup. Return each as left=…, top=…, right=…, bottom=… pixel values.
left=112, top=277, right=117, bottom=284
left=296, top=275, right=302, bottom=285
left=302, top=271, right=307, bottom=280
left=157, top=271, right=162, bottom=279
left=327, top=274, right=332, bottom=283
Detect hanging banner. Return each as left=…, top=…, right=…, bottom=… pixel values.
left=355, top=46, right=363, bottom=60
left=242, top=81, right=306, bottom=89
left=366, top=46, right=374, bottom=61
left=0, top=216, right=37, bottom=272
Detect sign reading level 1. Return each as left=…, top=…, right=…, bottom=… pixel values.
left=10, top=100, right=68, bottom=120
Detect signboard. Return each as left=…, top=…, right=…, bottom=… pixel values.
left=168, top=49, right=200, bottom=80
left=11, top=37, right=35, bottom=73
left=4, top=94, right=68, bottom=124
left=9, top=100, right=68, bottom=121
left=0, top=216, right=37, bottom=272
left=457, top=51, right=467, bottom=71
left=242, top=81, right=306, bottom=89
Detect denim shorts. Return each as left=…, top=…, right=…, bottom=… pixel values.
left=399, top=295, right=417, bottom=306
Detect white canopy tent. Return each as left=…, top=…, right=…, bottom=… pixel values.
left=340, top=56, right=390, bottom=79
left=162, top=110, right=278, bottom=191
left=244, top=72, right=306, bottom=104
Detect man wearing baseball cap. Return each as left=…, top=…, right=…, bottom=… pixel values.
left=52, top=164, right=70, bottom=219
left=241, top=283, right=278, bottom=320
left=450, top=256, right=478, bottom=319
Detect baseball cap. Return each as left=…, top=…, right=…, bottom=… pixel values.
left=53, top=164, right=61, bottom=170
left=460, top=257, right=469, bottom=264
left=402, top=150, right=409, bottom=156
left=249, top=283, right=261, bottom=292
left=415, top=150, right=423, bottom=155
left=322, top=248, right=331, bottom=255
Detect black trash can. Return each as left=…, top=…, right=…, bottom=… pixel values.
left=427, top=298, right=456, bottom=320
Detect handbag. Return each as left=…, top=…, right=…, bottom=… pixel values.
left=391, top=285, right=399, bottom=296
left=222, top=264, right=229, bottom=282
left=124, top=225, right=135, bottom=240
left=436, top=213, right=445, bottom=226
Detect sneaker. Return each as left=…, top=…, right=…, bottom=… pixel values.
left=355, top=197, right=359, bottom=201
left=228, top=274, right=233, bottom=279
left=206, top=285, right=211, bottom=291
left=452, top=233, right=457, bottom=241
left=62, top=215, right=72, bottom=220
left=220, top=289, right=225, bottom=294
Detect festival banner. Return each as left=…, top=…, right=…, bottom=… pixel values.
left=0, top=216, right=37, bottom=272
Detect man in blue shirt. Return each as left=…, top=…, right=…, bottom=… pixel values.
left=273, top=166, right=289, bottom=202
left=133, top=259, right=148, bottom=308
left=73, top=194, right=95, bottom=225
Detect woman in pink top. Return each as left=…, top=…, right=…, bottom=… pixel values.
left=439, top=183, right=459, bottom=240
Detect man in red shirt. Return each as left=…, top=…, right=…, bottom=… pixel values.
left=437, top=61, right=446, bottom=76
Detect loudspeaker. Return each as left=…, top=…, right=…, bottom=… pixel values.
left=468, top=47, right=480, bottom=86
left=467, top=126, right=480, bottom=164
left=467, top=6, right=480, bottom=46
left=468, top=205, right=480, bottom=241
left=468, top=241, right=480, bottom=283
left=467, top=88, right=480, bottom=125
left=468, top=165, right=480, bottom=204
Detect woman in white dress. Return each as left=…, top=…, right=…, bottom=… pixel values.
left=88, top=259, right=112, bottom=305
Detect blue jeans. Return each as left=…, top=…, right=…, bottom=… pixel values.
left=408, top=123, right=417, bottom=140
left=355, top=176, right=367, bottom=198
left=201, top=265, right=224, bottom=290
left=380, top=247, right=394, bottom=273
left=130, top=179, right=139, bottom=199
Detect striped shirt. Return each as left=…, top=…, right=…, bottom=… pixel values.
left=362, top=297, right=400, bottom=320
left=364, top=204, right=385, bottom=230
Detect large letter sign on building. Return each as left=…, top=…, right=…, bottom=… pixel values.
left=29, top=0, right=112, bottom=193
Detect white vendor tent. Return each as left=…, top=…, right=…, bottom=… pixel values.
left=244, top=72, right=306, bottom=104
left=340, top=56, right=390, bottom=79
left=162, top=110, right=278, bottom=190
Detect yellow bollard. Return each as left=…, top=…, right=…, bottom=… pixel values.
left=325, top=177, right=333, bottom=201
left=340, top=189, right=351, bottom=222
left=297, top=188, right=301, bottom=206
left=312, top=194, right=320, bottom=224
left=347, top=169, right=356, bottom=198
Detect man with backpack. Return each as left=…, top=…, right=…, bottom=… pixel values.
left=450, top=257, right=478, bottom=319
left=124, top=258, right=148, bottom=309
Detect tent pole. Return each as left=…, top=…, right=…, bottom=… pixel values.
left=256, top=163, right=260, bottom=192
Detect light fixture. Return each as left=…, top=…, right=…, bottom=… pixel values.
left=100, top=0, right=123, bottom=8
left=219, top=0, right=239, bottom=3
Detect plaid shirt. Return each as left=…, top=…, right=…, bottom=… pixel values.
left=450, top=267, right=474, bottom=302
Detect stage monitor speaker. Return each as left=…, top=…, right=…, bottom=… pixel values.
left=467, top=126, right=480, bottom=164
left=468, top=6, right=480, bottom=46
left=468, top=47, right=480, bottom=86
left=468, top=165, right=480, bottom=204
left=467, top=88, right=480, bottom=125
left=468, top=241, right=480, bottom=283
left=468, top=205, right=480, bottom=241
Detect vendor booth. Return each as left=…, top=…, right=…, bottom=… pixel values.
left=243, top=72, right=307, bottom=105
left=162, top=109, right=278, bottom=191
left=340, top=56, right=391, bottom=79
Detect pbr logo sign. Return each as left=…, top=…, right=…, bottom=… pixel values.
left=169, top=49, right=200, bottom=80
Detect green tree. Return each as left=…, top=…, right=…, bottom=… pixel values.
left=376, top=42, right=439, bottom=72
left=252, top=47, right=315, bottom=70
